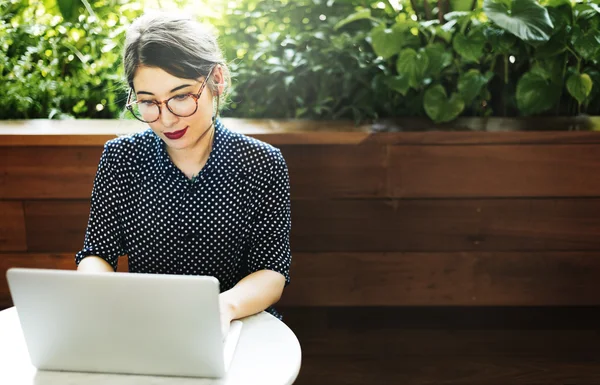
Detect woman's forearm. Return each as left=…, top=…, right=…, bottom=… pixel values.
left=219, top=269, right=286, bottom=321
left=77, top=256, right=114, bottom=272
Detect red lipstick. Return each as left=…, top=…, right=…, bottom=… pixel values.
left=164, top=126, right=188, bottom=140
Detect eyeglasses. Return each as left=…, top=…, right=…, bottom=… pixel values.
left=125, top=65, right=216, bottom=123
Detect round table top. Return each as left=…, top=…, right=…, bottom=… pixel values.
left=0, top=307, right=301, bottom=385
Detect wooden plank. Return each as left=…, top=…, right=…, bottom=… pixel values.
left=294, top=356, right=600, bottom=385
left=3, top=118, right=600, bottom=147
left=280, top=145, right=387, bottom=198
left=389, top=144, right=600, bottom=198
left=282, top=307, right=600, bottom=385
left=0, top=147, right=101, bottom=199
left=24, top=201, right=90, bottom=252
left=281, top=252, right=600, bottom=306
left=0, top=253, right=129, bottom=309
left=0, top=202, right=26, bottom=251
left=24, top=198, right=600, bottom=252
left=0, top=119, right=371, bottom=146
left=291, top=199, right=600, bottom=252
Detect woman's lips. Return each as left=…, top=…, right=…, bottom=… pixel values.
left=164, top=126, right=188, bottom=140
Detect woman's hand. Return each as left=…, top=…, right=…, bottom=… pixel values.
left=218, top=294, right=235, bottom=339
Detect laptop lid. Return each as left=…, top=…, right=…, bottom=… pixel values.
left=6, top=268, right=242, bottom=378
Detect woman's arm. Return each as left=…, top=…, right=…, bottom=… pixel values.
left=220, top=269, right=285, bottom=318
left=77, top=256, right=114, bottom=273
left=219, top=269, right=286, bottom=336
left=75, top=143, right=125, bottom=271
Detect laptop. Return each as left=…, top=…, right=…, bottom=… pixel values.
left=6, top=268, right=242, bottom=378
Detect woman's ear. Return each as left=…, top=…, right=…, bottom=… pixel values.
left=212, top=65, right=226, bottom=96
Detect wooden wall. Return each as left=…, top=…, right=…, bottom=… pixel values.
left=2, top=120, right=600, bottom=384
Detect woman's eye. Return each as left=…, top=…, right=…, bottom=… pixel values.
left=139, top=100, right=155, bottom=105
left=173, top=94, right=189, bottom=101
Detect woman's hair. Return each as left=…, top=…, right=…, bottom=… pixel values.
left=123, top=11, right=230, bottom=109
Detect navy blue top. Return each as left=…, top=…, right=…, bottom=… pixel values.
left=75, top=119, right=292, bottom=317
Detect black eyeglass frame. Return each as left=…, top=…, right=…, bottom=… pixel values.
left=125, top=65, right=217, bottom=123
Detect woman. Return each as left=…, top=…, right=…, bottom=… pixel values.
left=75, top=11, right=292, bottom=337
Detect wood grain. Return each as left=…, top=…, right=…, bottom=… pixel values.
left=22, top=198, right=600, bottom=252
left=291, top=199, right=600, bottom=252
left=282, top=252, right=600, bottom=306
left=389, top=144, right=600, bottom=198
left=23, top=201, right=90, bottom=252
left=279, top=145, right=387, bottom=198
left=0, top=202, right=27, bottom=251
left=282, top=306, right=600, bottom=385
left=0, top=147, right=101, bottom=199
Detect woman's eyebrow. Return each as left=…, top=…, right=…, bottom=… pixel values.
left=136, top=84, right=193, bottom=96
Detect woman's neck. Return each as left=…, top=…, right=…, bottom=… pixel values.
left=167, top=124, right=215, bottom=179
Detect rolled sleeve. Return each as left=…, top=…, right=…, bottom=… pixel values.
left=246, top=150, right=292, bottom=285
left=75, top=143, right=125, bottom=270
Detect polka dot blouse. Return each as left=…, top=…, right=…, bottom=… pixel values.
left=75, top=118, right=292, bottom=317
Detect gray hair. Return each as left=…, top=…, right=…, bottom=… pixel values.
left=123, top=11, right=230, bottom=109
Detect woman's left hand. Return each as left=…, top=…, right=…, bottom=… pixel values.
left=219, top=294, right=235, bottom=339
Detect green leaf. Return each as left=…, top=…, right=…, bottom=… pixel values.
left=453, top=32, right=485, bottom=62
left=484, top=25, right=517, bottom=54
left=458, top=69, right=492, bottom=105
left=57, top=0, right=83, bottom=22
left=385, top=75, right=411, bottom=96
left=334, top=8, right=372, bottom=30
left=535, top=27, right=568, bottom=58
left=424, top=84, right=465, bottom=123
left=483, top=0, right=554, bottom=45
left=566, top=73, right=593, bottom=104
left=435, top=22, right=455, bottom=42
left=370, top=24, right=405, bottom=59
left=423, top=43, right=453, bottom=78
left=547, top=4, right=572, bottom=30
left=571, top=28, right=600, bottom=61
left=516, top=71, right=560, bottom=115
left=546, top=0, right=570, bottom=7
left=530, top=57, right=563, bottom=84
left=396, top=48, right=429, bottom=89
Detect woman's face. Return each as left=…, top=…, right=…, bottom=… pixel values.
left=132, top=65, right=217, bottom=152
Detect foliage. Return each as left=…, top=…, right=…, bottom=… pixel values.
left=208, top=0, right=397, bottom=121
left=1, top=0, right=599, bottom=123
left=0, top=0, right=144, bottom=119
left=338, top=0, right=600, bottom=122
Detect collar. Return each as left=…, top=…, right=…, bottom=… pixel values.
left=151, top=118, right=242, bottom=178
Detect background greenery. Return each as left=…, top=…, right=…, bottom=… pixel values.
left=1, top=0, right=599, bottom=122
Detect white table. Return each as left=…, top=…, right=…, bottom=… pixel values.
left=0, top=307, right=301, bottom=385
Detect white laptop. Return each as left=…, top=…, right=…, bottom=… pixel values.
left=6, top=268, right=242, bottom=378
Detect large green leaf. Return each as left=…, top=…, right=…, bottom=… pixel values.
left=566, top=73, right=593, bottom=104
left=423, top=43, right=453, bottom=78
left=396, top=48, right=429, bottom=89
left=516, top=71, right=560, bottom=114
left=424, top=84, right=465, bottom=123
left=385, top=75, right=411, bottom=96
left=546, top=0, right=570, bottom=7
left=547, top=3, right=572, bottom=30
left=484, top=25, right=517, bottom=54
left=334, top=8, right=372, bottom=30
left=453, top=32, right=485, bottom=62
left=530, top=57, right=564, bottom=84
left=483, top=0, right=554, bottom=45
left=370, top=24, right=405, bottom=59
left=458, top=69, right=494, bottom=105
left=571, top=27, right=600, bottom=61
left=535, top=27, right=568, bottom=58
